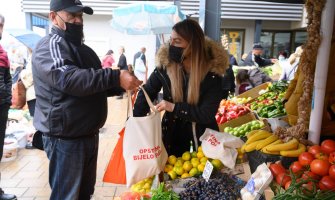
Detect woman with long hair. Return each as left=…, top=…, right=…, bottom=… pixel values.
left=133, top=19, right=229, bottom=156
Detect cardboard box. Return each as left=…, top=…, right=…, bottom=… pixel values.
left=219, top=112, right=257, bottom=132
left=237, top=82, right=271, bottom=100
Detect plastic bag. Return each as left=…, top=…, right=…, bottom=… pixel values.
left=200, top=128, right=244, bottom=169
left=103, top=127, right=127, bottom=184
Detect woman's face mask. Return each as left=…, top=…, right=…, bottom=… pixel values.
left=169, top=45, right=185, bottom=63
left=278, top=55, right=285, bottom=61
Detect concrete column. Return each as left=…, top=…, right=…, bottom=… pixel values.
left=254, top=20, right=262, bottom=43
left=308, top=0, right=335, bottom=144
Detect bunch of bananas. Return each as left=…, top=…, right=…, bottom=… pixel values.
left=241, top=130, right=306, bottom=157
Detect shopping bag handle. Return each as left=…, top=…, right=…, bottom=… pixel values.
left=127, top=86, right=158, bottom=117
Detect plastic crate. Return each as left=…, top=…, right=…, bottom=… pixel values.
left=246, top=150, right=297, bottom=173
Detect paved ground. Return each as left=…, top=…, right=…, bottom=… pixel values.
left=0, top=96, right=130, bottom=200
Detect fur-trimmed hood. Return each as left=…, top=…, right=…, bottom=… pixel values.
left=155, top=37, right=229, bottom=75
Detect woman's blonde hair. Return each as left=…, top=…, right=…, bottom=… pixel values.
left=167, top=19, right=209, bottom=105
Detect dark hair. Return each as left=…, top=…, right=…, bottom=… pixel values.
left=106, top=50, right=114, bottom=55
left=236, top=69, right=250, bottom=84
left=278, top=51, right=288, bottom=58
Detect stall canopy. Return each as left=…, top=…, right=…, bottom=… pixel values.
left=110, top=3, right=186, bottom=35
left=5, top=29, right=42, bottom=50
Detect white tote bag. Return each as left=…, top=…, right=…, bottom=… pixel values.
left=123, top=87, right=168, bottom=187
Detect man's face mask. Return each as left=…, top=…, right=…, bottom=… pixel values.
left=169, top=45, right=185, bottom=63
left=57, top=13, right=84, bottom=46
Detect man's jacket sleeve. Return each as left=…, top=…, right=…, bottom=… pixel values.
left=32, top=35, right=120, bottom=97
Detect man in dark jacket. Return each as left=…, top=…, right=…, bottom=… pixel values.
left=32, top=1, right=142, bottom=199
left=0, top=14, right=17, bottom=200
left=243, top=44, right=276, bottom=67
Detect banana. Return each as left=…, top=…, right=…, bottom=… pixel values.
left=241, top=143, right=247, bottom=153
left=246, top=130, right=260, bottom=139
left=246, top=130, right=272, bottom=145
left=280, top=143, right=306, bottom=157
left=245, top=140, right=263, bottom=152
left=261, top=139, right=283, bottom=149
left=256, top=135, right=279, bottom=150
left=265, top=138, right=299, bottom=152
left=261, top=148, right=280, bottom=155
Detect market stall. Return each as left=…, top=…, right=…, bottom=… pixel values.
left=103, top=0, right=335, bottom=199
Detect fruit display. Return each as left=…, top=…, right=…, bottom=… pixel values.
left=223, top=120, right=265, bottom=137
left=179, top=173, right=245, bottom=200
left=242, top=130, right=307, bottom=157
left=130, top=176, right=154, bottom=194
left=215, top=99, right=250, bottom=124
left=164, top=146, right=224, bottom=180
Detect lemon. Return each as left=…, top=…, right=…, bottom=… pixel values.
left=168, top=171, right=177, bottom=180
left=173, top=166, right=184, bottom=176
left=197, top=163, right=205, bottom=172
left=191, top=152, right=197, bottom=158
left=143, top=182, right=151, bottom=190
left=198, top=146, right=203, bottom=152
left=164, top=164, right=173, bottom=173
left=182, top=151, right=191, bottom=161
left=174, top=160, right=184, bottom=167
left=200, top=157, right=208, bottom=164
left=197, top=151, right=205, bottom=159
left=183, top=161, right=193, bottom=172
left=168, top=155, right=177, bottom=165
left=211, top=159, right=224, bottom=170
left=181, top=172, right=191, bottom=179
left=189, top=168, right=199, bottom=177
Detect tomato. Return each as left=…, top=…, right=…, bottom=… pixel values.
left=284, top=180, right=291, bottom=190
left=310, top=159, right=330, bottom=176
left=269, top=163, right=286, bottom=177
left=301, top=171, right=321, bottom=181
left=290, top=161, right=304, bottom=174
left=319, top=176, right=335, bottom=191
left=308, top=145, right=322, bottom=156
left=329, top=165, right=335, bottom=179
left=321, top=140, right=335, bottom=154
left=299, top=152, right=315, bottom=166
left=315, top=152, right=329, bottom=161
left=329, top=152, right=335, bottom=164
left=276, top=172, right=291, bottom=187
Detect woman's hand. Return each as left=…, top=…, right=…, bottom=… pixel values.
left=156, top=100, right=175, bottom=112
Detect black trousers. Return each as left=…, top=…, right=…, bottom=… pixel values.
left=0, top=104, right=10, bottom=162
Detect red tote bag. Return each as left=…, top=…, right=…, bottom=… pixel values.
left=103, top=127, right=127, bottom=184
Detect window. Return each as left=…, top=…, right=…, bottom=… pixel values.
left=260, top=30, right=306, bottom=59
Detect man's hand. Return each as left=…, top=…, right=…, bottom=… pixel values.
left=156, top=100, right=175, bottom=112
left=120, top=70, right=142, bottom=90
left=271, top=58, right=278, bottom=63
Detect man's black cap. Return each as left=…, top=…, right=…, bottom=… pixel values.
left=50, top=0, right=93, bottom=15
left=253, top=44, right=263, bottom=50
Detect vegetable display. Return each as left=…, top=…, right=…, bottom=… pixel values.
left=215, top=100, right=250, bottom=124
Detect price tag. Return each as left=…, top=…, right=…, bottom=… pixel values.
left=202, top=160, right=214, bottom=182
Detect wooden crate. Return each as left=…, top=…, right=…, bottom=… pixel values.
left=236, top=82, right=271, bottom=100
left=219, top=112, right=257, bottom=131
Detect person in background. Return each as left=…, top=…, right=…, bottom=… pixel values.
left=133, top=47, right=148, bottom=83
left=101, top=49, right=114, bottom=69
left=238, top=53, right=248, bottom=66
left=243, top=44, right=277, bottom=67
left=19, top=49, right=38, bottom=149
left=116, top=46, right=128, bottom=99
left=236, top=69, right=253, bottom=95
left=280, top=46, right=303, bottom=81
left=32, top=1, right=142, bottom=199
left=222, top=54, right=236, bottom=96
left=133, top=19, right=229, bottom=157
left=0, top=13, right=18, bottom=200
